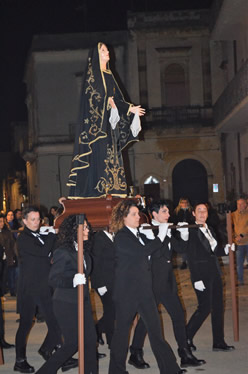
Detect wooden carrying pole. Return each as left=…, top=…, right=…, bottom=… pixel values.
left=0, top=346, right=3, bottom=365
left=77, top=215, right=85, bottom=374
left=226, top=211, right=239, bottom=341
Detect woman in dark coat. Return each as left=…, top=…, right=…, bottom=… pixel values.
left=36, top=215, right=98, bottom=374
left=0, top=217, right=15, bottom=348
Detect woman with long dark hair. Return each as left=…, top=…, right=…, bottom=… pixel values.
left=36, top=215, right=98, bottom=374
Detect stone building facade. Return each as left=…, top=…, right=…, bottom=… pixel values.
left=210, top=0, right=248, bottom=202
left=16, top=1, right=247, bottom=211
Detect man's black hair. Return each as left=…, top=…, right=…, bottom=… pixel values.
left=192, top=202, right=208, bottom=212
left=22, top=206, right=40, bottom=219
left=149, top=200, right=171, bottom=215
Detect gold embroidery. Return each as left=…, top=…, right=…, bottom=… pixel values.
left=95, top=144, right=127, bottom=193
left=82, top=60, right=103, bottom=140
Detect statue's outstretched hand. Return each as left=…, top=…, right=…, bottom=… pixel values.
left=130, top=105, right=145, bottom=116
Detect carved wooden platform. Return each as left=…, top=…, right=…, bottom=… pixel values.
left=54, top=195, right=129, bottom=230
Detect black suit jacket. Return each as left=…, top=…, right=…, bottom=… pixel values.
left=91, top=231, right=115, bottom=291
left=113, top=226, right=163, bottom=303
left=152, top=234, right=187, bottom=298
left=187, top=227, right=225, bottom=283
left=49, top=244, right=91, bottom=304
left=17, top=227, right=56, bottom=299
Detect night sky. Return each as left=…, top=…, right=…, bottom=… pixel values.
left=0, top=0, right=213, bottom=151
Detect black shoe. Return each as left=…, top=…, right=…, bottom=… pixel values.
left=0, top=338, right=15, bottom=349
left=178, top=348, right=206, bottom=367
left=38, top=348, right=52, bottom=361
left=213, top=342, right=235, bottom=351
left=61, top=358, right=78, bottom=372
left=186, top=338, right=196, bottom=351
left=128, top=353, right=150, bottom=369
left=97, top=352, right=106, bottom=359
left=176, top=370, right=187, bottom=374
left=14, top=360, right=35, bottom=373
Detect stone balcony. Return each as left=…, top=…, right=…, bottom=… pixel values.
left=213, top=59, right=248, bottom=131
left=143, top=105, right=213, bottom=129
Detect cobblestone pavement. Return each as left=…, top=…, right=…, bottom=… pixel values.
left=1, top=263, right=248, bottom=373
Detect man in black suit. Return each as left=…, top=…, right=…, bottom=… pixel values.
left=108, top=199, right=185, bottom=374
left=186, top=203, right=235, bottom=352
left=14, top=206, right=62, bottom=373
left=129, top=200, right=205, bottom=369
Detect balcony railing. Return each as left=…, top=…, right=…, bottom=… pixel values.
left=143, top=106, right=213, bottom=128
left=213, top=59, right=248, bottom=126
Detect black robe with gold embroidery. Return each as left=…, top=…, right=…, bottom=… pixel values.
left=67, top=43, right=138, bottom=199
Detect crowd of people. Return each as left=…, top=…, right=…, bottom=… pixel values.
left=0, top=195, right=246, bottom=373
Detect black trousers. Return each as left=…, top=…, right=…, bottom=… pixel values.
left=109, top=296, right=179, bottom=374
left=131, top=291, right=187, bottom=351
left=36, top=298, right=98, bottom=374
left=186, top=270, right=224, bottom=345
left=15, top=293, right=62, bottom=360
left=96, top=289, right=115, bottom=347
left=0, top=297, right=4, bottom=339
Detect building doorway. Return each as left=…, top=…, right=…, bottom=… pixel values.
left=144, top=175, right=160, bottom=201
left=172, top=159, right=208, bottom=206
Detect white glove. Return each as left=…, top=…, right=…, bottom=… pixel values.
left=176, top=222, right=189, bottom=241
left=157, top=223, right=170, bottom=242
left=2, top=251, right=6, bottom=260
left=98, top=286, right=107, bottom=296
left=139, top=224, right=155, bottom=240
left=73, top=273, right=86, bottom=288
left=194, top=280, right=206, bottom=292
left=109, top=107, right=120, bottom=130
left=224, top=243, right=235, bottom=255
left=130, top=111, right=142, bottom=137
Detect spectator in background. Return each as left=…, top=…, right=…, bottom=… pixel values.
left=0, top=214, right=18, bottom=296
left=231, top=198, right=248, bottom=285
left=6, top=210, right=20, bottom=239
left=48, top=206, right=58, bottom=226
left=14, top=209, right=23, bottom=229
left=0, top=241, right=15, bottom=349
left=171, top=198, right=194, bottom=269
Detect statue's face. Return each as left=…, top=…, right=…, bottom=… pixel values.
left=99, top=44, right=110, bottom=65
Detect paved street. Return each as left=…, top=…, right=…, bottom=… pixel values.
left=1, top=263, right=247, bottom=374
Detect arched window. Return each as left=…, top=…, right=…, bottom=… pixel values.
left=162, top=63, right=189, bottom=106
